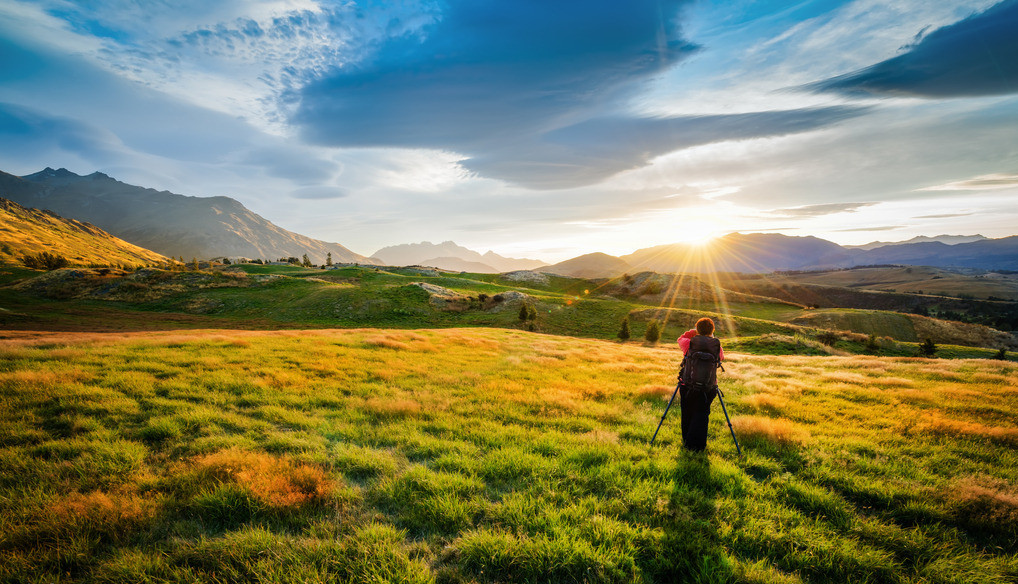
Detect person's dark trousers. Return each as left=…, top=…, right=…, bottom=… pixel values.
left=679, top=385, right=717, bottom=451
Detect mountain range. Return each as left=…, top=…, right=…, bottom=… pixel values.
left=847, top=234, right=988, bottom=251
left=2, top=167, right=1017, bottom=276
left=370, top=241, right=546, bottom=273
left=0, top=168, right=376, bottom=265
left=540, top=232, right=1018, bottom=278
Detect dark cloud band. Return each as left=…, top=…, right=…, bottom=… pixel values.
left=809, top=0, right=1018, bottom=98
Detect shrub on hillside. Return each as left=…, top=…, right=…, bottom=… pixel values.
left=21, top=251, right=69, bottom=270
left=618, top=316, right=631, bottom=341
left=816, top=330, right=840, bottom=346
left=644, top=320, right=661, bottom=343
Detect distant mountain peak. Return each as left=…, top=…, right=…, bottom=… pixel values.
left=372, top=240, right=546, bottom=273
left=25, top=167, right=81, bottom=180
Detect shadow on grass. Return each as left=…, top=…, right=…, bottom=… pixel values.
left=651, top=452, right=734, bottom=582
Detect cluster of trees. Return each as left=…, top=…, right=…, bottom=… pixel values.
left=21, top=251, right=69, bottom=270
left=617, top=316, right=662, bottom=343
left=276, top=252, right=332, bottom=268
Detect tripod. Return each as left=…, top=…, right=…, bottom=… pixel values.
left=649, top=381, right=742, bottom=456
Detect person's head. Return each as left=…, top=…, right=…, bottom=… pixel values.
left=695, top=317, right=715, bottom=336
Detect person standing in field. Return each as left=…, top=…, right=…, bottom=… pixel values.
left=676, top=317, right=725, bottom=452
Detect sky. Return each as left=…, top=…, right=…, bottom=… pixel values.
left=0, top=0, right=1016, bottom=262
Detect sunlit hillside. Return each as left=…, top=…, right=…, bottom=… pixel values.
left=2, top=328, right=1015, bottom=583
left=2, top=264, right=1013, bottom=357
left=0, top=198, right=169, bottom=268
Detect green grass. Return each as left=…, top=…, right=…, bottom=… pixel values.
left=1, top=264, right=1013, bottom=357
left=1, top=328, right=1015, bottom=583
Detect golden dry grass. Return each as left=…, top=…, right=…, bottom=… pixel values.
left=916, top=412, right=1018, bottom=446
left=194, top=448, right=335, bottom=508
left=731, top=416, right=809, bottom=446
left=50, top=488, right=157, bottom=526
left=742, top=393, right=789, bottom=412
left=363, top=397, right=423, bottom=418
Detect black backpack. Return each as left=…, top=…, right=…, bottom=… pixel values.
left=680, top=335, right=722, bottom=390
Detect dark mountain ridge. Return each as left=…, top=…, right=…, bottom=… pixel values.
left=0, top=168, right=375, bottom=264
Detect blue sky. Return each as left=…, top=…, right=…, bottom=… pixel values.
left=1, top=0, right=1016, bottom=261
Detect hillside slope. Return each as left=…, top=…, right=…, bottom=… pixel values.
left=544, top=252, right=633, bottom=278
left=0, top=198, right=168, bottom=267
left=754, top=266, right=1018, bottom=301
left=0, top=168, right=376, bottom=265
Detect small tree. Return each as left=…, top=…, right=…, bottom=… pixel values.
left=919, top=338, right=936, bottom=358
left=326, top=252, right=333, bottom=267
left=519, top=303, right=529, bottom=322
left=994, top=348, right=1008, bottom=361
left=527, top=304, right=538, bottom=321
left=302, top=254, right=312, bottom=268
left=645, top=320, right=661, bottom=343
left=618, top=316, right=631, bottom=341
left=190, top=257, right=200, bottom=271
left=865, top=334, right=879, bottom=353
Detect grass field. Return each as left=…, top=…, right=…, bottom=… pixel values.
left=4, top=264, right=1013, bottom=358
left=1, top=328, right=1015, bottom=583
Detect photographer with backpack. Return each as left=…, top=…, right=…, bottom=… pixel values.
left=676, top=318, right=724, bottom=452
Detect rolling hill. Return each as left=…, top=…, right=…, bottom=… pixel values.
left=0, top=198, right=168, bottom=267
left=0, top=168, right=377, bottom=265
left=543, top=252, right=633, bottom=278
left=747, top=266, right=1018, bottom=301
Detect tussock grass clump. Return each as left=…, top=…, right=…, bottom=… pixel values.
left=731, top=416, right=809, bottom=447
left=191, top=448, right=336, bottom=509
left=635, top=383, right=674, bottom=401
left=947, top=477, right=1018, bottom=540
left=363, top=396, right=423, bottom=419
left=742, top=393, right=789, bottom=412
left=916, top=412, right=1018, bottom=446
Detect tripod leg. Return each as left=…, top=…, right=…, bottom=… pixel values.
left=716, top=389, right=741, bottom=457
left=649, top=382, right=681, bottom=447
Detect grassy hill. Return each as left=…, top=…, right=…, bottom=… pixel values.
left=1, top=328, right=1015, bottom=583
left=754, top=266, right=1018, bottom=301
left=2, top=263, right=1014, bottom=355
left=0, top=198, right=169, bottom=268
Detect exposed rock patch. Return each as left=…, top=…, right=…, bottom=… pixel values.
left=500, top=271, right=549, bottom=285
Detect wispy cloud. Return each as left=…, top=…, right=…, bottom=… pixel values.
left=765, top=201, right=876, bottom=218
left=914, top=212, right=975, bottom=218
left=290, top=186, right=347, bottom=200
left=917, top=173, right=1018, bottom=191
left=834, top=225, right=905, bottom=232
